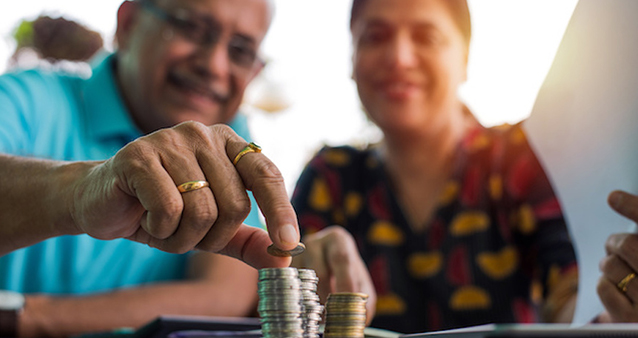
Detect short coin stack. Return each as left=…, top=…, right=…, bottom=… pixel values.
left=324, top=292, right=368, bottom=338
left=297, top=268, right=323, bottom=338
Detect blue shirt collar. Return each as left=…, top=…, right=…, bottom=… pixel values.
left=83, top=54, right=143, bottom=143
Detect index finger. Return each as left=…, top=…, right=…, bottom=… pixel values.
left=609, top=190, right=638, bottom=223
left=324, top=229, right=360, bottom=292
left=225, top=137, right=300, bottom=251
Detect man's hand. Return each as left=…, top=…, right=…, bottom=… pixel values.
left=69, top=121, right=299, bottom=268
left=291, top=226, right=376, bottom=324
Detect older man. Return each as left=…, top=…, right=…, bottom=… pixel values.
left=0, top=0, right=298, bottom=337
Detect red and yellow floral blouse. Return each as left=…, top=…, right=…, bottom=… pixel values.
left=291, top=123, right=578, bottom=334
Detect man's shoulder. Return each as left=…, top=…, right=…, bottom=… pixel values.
left=0, top=68, right=84, bottom=100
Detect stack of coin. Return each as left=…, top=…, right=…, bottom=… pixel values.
left=297, top=268, right=322, bottom=338
left=324, top=292, right=368, bottom=338
left=258, top=267, right=304, bottom=338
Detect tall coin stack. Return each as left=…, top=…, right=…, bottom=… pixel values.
left=258, top=267, right=323, bottom=338
left=297, top=269, right=322, bottom=338
left=324, top=292, right=368, bottom=338
left=258, top=267, right=304, bottom=338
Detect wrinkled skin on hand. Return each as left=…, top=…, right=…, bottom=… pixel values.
left=69, top=121, right=300, bottom=269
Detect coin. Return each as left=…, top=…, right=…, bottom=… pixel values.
left=258, top=267, right=322, bottom=338
left=267, top=242, right=306, bottom=257
left=324, top=292, right=369, bottom=338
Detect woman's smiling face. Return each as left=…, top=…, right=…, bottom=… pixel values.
left=351, top=0, right=469, bottom=135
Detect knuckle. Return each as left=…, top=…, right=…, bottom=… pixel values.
left=176, top=120, right=207, bottom=133
left=148, top=203, right=183, bottom=239
left=328, top=245, right=353, bottom=265
left=208, top=124, right=236, bottom=145
left=618, top=236, right=634, bottom=255
left=187, top=203, right=219, bottom=232
left=247, top=161, right=284, bottom=193
left=223, top=198, right=251, bottom=225
left=148, top=127, right=179, bottom=145
left=115, top=142, right=150, bottom=170
left=210, top=123, right=234, bottom=135
left=326, top=225, right=349, bottom=237
left=599, top=255, right=616, bottom=274
left=166, top=122, right=214, bottom=150
left=161, top=196, right=185, bottom=219
left=255, top=160, right=284, bottom=180
left=326, top=226, right=356, bottom=246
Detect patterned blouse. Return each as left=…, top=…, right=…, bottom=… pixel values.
left=291, top=123, right=578, bottom=334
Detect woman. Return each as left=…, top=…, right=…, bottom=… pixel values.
left=291, top=0, right=578, bottom=333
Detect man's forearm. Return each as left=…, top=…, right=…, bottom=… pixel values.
left=19, top=278, right=259, bottom=337
left=0, top=154, right=86, bottom=255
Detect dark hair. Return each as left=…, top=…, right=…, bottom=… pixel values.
left=350, top=0, right=472, bottom=48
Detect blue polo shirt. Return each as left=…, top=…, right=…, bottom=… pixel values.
left=0, top=55, right=262, bottom=294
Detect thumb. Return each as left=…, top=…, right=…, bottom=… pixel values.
left=218, top=224, right=292, bottom=269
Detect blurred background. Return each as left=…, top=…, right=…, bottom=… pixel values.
left=0, top=0, right=578, bottom=195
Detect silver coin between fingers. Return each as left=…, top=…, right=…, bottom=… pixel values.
left=267, top=242, right=306, bottom=257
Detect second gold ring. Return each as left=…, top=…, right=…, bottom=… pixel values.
left=233, top=142, right=262, bottom=165
left=618, top=272, right=636, bottom=293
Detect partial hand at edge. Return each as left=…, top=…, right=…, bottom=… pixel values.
left=596, top=190, right=638, bottom=322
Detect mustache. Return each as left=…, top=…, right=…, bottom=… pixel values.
left=168, top=71, right=229, bottom=104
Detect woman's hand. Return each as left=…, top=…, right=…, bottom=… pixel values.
left=291, top=226, right=376, bottom=325
left=597, top=190, right=638, bottom=322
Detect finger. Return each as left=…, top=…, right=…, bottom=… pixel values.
left=297, top=235, right=332, bottom=302
left=113, top=142, right=184, bottom=240
left=217, top=224, right=291, bottom=269
left=609, top=190, right=638, bottom=223
left=605, top=233, right=638, bottom=273
left=600, top=254, right=638, bottom=302
left=232, top=148, right=299, bottom=250
left=150, top=175, right=217, bottom=254
left=194, top=126, right=252, bottom=252
left=225, top=133, right=299, bottom=251
left=598, top=276, right=636, bottom=322
left=138, top=126, right=222, bottom=253
left=325, top=234, right=359, bottom=292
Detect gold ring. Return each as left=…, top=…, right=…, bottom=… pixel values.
left=618, top=272, right=636, bottom=293
left=177, top=180, right=210, bottom=193
left=233, top=142, right=262, bottom=165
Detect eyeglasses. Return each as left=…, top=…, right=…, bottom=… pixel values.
left=139, top=0, right=263, bottom=73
